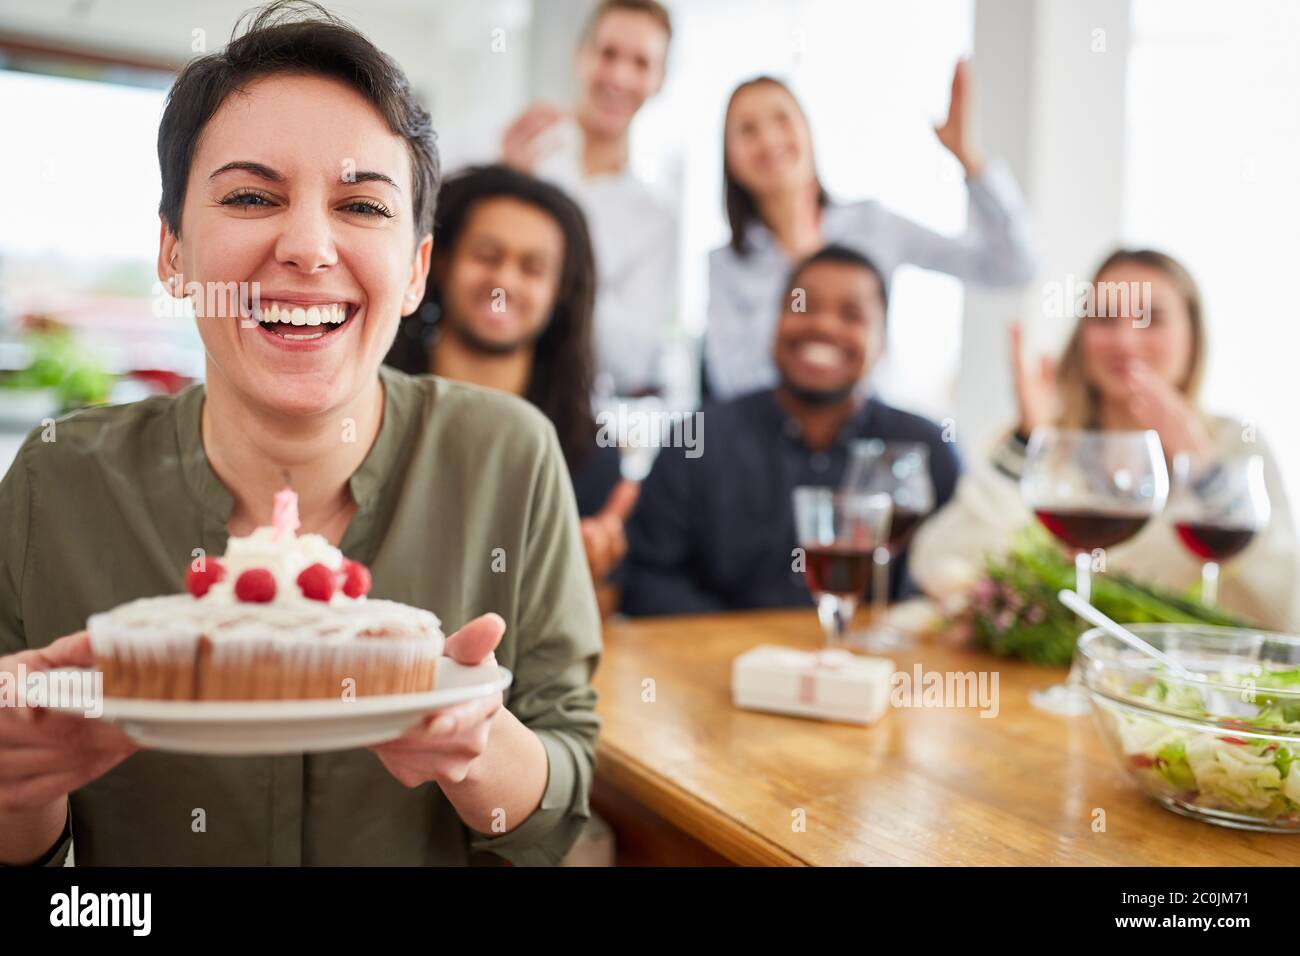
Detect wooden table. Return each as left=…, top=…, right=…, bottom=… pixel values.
left=591, top=609, right=1300, bottom=866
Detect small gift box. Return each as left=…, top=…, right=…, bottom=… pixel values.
left=731, top=645, right=894, bottom=725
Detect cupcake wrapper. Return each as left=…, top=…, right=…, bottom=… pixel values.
left=94, top=632, right=439, bottom=701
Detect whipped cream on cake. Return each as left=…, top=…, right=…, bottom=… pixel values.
left=87, top=486, right=443, bottom=699
left=201, top=525, right=354, bottom=606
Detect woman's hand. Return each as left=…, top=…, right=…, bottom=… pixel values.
left=934, top=59, right=986, bottom=177
left=1122, top=361, right=1215, bottom=462
left=370, top=614, right=505, bottom=788
left=0, top=632, right=140, bottom=814
left=1010, top=321, right=1057, bottom=437
left=580, top=479, right=640, bottom=585
left=501, top=102, right=569, bottom=174
left=0, top=630, right=139, bottom=863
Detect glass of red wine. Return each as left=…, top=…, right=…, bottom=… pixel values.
left=1170, top=452, right=1269, bottom=607
left=842, top=440, right=936, bottom=651
left=1021, top=428, right=1169, bottom=603
left=1020, top=428, right=1169, bottom=711
left=792, top=487, right=893, bottom=649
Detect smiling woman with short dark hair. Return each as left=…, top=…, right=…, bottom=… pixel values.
left=0, top=1, right=600, bottom=867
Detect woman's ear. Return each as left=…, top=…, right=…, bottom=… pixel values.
left=157, top=216, right=183, bottom=294
left=402, top=233, right=434, bottom=317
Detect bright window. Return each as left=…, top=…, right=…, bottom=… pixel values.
left=1124, top=0, right=1300, bottom=509
left=0, top=66, right=200, bottom=367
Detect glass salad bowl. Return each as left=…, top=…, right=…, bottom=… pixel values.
left=1078, top=623, right=1300, bottom=832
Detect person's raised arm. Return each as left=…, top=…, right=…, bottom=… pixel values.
left=892, top=60, right=1039, bottom=286
left=581, top=479, right=641, bottom=618
left=1010, top=321, right=1058, bottom=440
left=501, top=102, right=569, bottom=174
left=933, top=59, right=985, bottom=178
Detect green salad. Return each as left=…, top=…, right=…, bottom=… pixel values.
left=1099, top=666, right=1300, bottom=824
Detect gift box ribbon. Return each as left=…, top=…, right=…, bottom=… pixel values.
left=766, top=648, right=857, bottom=704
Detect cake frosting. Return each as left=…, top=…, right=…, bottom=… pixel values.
left=90, top=525, right=443, bottom=649
left=206, top=526, right=351, bottom=606
left=87, top=487, right=444, bottom=699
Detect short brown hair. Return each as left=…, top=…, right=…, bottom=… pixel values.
left=582, top=0, right=673, bottom=44
left=157, top=1, right=440, bottom=238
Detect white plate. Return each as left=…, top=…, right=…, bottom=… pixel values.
left=34, top=661, right=512, bottom=755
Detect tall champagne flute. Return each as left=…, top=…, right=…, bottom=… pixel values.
left=1170, top=453, right=1270, bottom=607
left=842, top=440, right=936, bottom=651
left=1020, top=428, right=1169, bottom=709
left=792, top=487, right=892, bottom=649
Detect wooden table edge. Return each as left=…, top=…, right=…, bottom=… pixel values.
left=596, top=738, right=810, bottom=867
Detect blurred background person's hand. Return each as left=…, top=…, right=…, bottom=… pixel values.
left=582, top=478, right=639, bottom=618
left=500, top=101, right=569, bottom=174
left=1010, top=321, right=1057, bottom=438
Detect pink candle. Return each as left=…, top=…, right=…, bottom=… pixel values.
left=271, top=486, right=300, bottom=539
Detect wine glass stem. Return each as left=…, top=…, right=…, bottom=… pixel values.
left=872, top=546, right=890, bottom=622
left=1201, top=560, right=1220, bottom=607
left=816, top=593, right=856, bottom=648
left=1074, top=551, right=1092, bottom=604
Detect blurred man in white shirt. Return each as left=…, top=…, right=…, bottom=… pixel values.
left=502, top=0, right=676, bottom=397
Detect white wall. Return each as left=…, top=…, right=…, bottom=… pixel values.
left=958, top=0, right=1132, bottom=457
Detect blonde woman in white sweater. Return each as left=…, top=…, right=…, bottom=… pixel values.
left=911, top=249, right=1298, bottom=631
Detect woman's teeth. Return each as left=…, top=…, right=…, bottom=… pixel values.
left=253, top=301, right=351, bottom=340
left=255, top=301, right=348, bottom=326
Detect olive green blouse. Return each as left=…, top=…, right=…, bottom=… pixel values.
left=0, top=365, right=601, bottom=866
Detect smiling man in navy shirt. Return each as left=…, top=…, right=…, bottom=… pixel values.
left=624, top=244, right=961, bottom=615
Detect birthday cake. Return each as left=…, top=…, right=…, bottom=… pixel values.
left=87, top=489, right=443, bottom=700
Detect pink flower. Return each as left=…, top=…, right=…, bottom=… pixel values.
left=946, top=620, right=974, bottom=646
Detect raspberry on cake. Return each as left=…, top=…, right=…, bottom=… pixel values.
left=88, top=486, right=444, bottom=700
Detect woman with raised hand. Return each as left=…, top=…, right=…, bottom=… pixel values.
left=909, top=249, right=1298, bottom=630
left=706, top=64, right=1038, bottom=401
